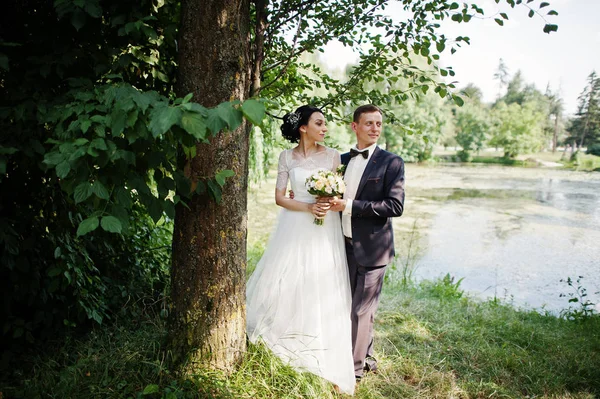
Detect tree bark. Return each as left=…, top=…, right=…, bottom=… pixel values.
left=169, top=0, right=251, bottom=373
left=552, top=113, right=559, bottom=153
left=251, top=0, right=268, bottom=97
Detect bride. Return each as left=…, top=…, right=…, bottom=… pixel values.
left=246, top=105, right=355, bottom=394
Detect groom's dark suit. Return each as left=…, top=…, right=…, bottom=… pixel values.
left=341, top=146, right=405, bottom=377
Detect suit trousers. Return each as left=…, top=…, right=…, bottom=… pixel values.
left=345, top=239, right=387, bottom=377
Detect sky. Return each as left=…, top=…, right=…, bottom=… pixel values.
left=320, top=0, right=600, bottom=116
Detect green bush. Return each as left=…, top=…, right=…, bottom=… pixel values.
left=586, top=143, right=600, bottom=157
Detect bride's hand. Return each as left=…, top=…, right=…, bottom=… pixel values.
left=310, top=202, right=330, bottom=219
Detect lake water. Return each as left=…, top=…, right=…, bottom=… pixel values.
left=400, top=163, right=600, bottom=313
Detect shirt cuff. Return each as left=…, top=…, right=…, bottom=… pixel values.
left=343, top=199, right=353, bottom=215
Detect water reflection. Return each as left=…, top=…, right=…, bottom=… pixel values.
left=404, top=164, right=600, bottom=313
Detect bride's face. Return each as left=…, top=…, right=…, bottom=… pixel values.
left=300, top=112, right=327, bottom=142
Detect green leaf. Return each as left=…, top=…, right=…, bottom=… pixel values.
left=149, top=105, right=182, bottom=137
left=126, top=109, right=139, bottom=127
left=205, top=108, right=227, bottom=135
left=48, top=267, right=62, bottom=277
left=543, top=24, right=558, bottom=33
left=215, top=169, right=235, bottom=187
left=143, top=384, right=160, bottom=395
left=118, top=150, right=136, bottom=165
left=528, top=9, right=535, bottom=17
left=181, top=111, right=208, bottom=140
left=132, top=91, right=152, bottom=112
left=80, top=119, right=92, bottom=134
left=207, top=180, right=222, bottom=203
left=74, top=138, right=89, bottom=146
left=92, top=180, right=110, bottom=200
left=241, top=99, right=266, bottom=125
left=163, top=200, right=175, bottom=220
left=148, top=197, right=164, bottom=223
left=84, top=2, right=102, bottom=18
left=44, top=152, right=65, bottom=166
left=111, top=109, right=127, bottom=135
left=94, top=125, right=106, bottom=137
left=100, top=216, right=122, bottom=233
left=449, top=2, right=459, bottom=10
left=494, top=18, right=504, bottom=26
left=500, top=12, right=508, bottom=20
left=547, top=10, right=558, bottom=16
left=182, top=93, right=193, bottom=103
left=77, top=216, right=99, bottom=236
left=195, top=180, right=206, bottom=195
left=56, top=161, right=71, bottom=178
left=453, top=95, right=465, bottom=106
left=215, top=102, right=243, bottom=132
left=174, top=172, right=191, bottom=197
left=74, top=182, right=93, bottom=203
left=71, top=9, right=86, bottom=31
left=0, top=146, right=19, bottom=155
left=87, top=146, right=99, bottom=157
left=54, top=247, right=62, bottom=259
left=539, top=2, right=550, bottom=8
left=0, top=54, right=9, bottom=71
left=115, top=187, right=132, bottom=208
left=91, top=138, right=108, bottom=150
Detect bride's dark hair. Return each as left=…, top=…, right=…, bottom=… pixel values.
left=281, top=105, right=323, bottom=143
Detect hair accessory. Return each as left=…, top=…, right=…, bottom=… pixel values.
left=288, top=111, right=301, bottom=130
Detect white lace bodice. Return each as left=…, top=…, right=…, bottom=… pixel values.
left=276, top=147, right=341, bottom=201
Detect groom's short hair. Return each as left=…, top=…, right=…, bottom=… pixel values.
left=353, top=104, right=382, bottom=123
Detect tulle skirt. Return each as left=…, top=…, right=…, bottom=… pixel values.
left=246, top=207, right=355, bottom=394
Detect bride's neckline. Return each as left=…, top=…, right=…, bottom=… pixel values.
left=291, top=144, right=326, bottom=159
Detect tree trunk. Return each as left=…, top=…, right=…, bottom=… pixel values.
left=552, top=114, right=559, bottom=153
left=251, top=0, right=268, bottom=97
left=169, top=0, right=251, bottom=374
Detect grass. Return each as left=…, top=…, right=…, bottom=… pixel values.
left=3, top=260, right=599, bottom=398
left=435, top=148, right=600, bottom=172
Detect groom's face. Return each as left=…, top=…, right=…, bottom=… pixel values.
left=352, top=111, right=382, bottom=150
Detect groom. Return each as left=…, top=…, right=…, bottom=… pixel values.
left=330, top=104, right=405, bottom=381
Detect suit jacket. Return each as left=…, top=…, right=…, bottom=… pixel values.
left=341, top=146, right=405, bottom=267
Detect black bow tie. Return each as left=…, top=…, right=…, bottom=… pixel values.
left=350, top=148, right=369, bottom=159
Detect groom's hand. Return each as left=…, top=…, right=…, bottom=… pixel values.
left=329, top=197, right=346, bottom=212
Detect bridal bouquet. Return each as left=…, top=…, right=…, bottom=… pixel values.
left=305, top=169, right=346, bottom=226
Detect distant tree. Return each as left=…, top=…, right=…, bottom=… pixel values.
left=387, top=92, right=453, bottom=162
left=544, top=84, right=565, bottom=152
left=454, top=101, right=490, bottom=161
left=491, top=101, right=546, bottom=158
left=460, top=83, right=484, bottom=104
left=568, top=71, right=600, bottom=148
left=493, top=58, right=510, bottom=98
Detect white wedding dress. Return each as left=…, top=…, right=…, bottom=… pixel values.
left=246, top=147, right=355, bottom=395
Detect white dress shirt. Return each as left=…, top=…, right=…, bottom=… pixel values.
left=342, top=143, right=378, bottom=238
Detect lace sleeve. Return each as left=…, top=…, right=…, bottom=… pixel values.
left=275, top=150, right=289, bottom=190
left=329, top=147, right=341, bottom=171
